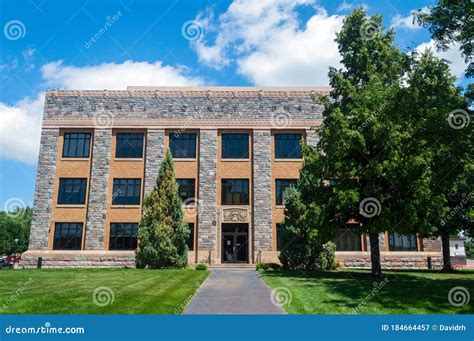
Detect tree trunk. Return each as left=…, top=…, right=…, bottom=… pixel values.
left=440, top=228, right=452, bottom=272
left=369, top=232, right=382, bottom=277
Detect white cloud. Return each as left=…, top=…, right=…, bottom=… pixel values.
left=391, top=8, right=428, bottom=31
left=1, top=60, right=203, bottom=164
left=41, top=60, right=203, bottom=89
left=337, top=1, right=353, bottom=12
left=0, top=94, right=44, bottom=164
left=415, top=40, right=467, bottom=78
left=192, top=0, right=343, bottom=86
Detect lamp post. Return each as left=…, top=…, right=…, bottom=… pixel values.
left=13, top=238, right=19, bottom=269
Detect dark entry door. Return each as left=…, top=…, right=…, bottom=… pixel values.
left=222, top=224, right=248, bottom=263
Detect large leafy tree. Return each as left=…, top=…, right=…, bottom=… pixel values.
left=135, top=149, right=189, bottom=269
left=301, top=9, right=435, bottom=277
left=416, top=0, right=473, bottom=77
left=401, top=52, right=473, bottom=271
left=0, top=207, right=31, bottom=255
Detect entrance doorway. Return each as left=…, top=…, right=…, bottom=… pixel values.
left=221, top=223, right=248, bottom=263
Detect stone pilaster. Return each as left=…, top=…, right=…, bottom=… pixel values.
left=197, top=130, right=217, bottom=252
left=144, top=129, right=165, bottom=195
left=28, top=129, right=59, bottom=250
left=253, top=130, right=272, bottom=251
left=85, top=129, right=111, bottom=250
left=306, top=128, right=320, bottom=147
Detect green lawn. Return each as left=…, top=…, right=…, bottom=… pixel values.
left=0, top=269, right=209, bottom=314
left=260, top=269, right=474, bottom=314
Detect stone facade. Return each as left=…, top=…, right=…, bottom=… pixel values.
left=28, top=129, right=59, bottom=250
left=252, top=130, right=273, bottom=251
left=22, top=86, right=443, bottom=269
left=85, top=129, right=111, bottom=250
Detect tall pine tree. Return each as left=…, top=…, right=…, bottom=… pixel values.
left=136, top=149, right=189, bottom=269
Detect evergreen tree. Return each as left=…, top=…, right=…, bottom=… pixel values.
left=136, top=149, right=189, bottom=269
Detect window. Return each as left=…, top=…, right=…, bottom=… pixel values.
left=176, top=179, right=195, bottom=203
left=53, top=223, right=83, bottom=250
left=275, top=179, right=297, bottom=205
left=109, top=223, right=138, bottom=250
left=274, top=133, right=302, bottom=159
left=115, top=132, right=144, bottom=158
left=221, top=179, right=249, bottom=205
left=187, top=223, right=194, bottom=251
left=112, top=179, right=141, bottom=205
left=222, top=133, right=249, bottom=159
left=170, top=133, right=196, bottom=158
left=335, top=226, right=362, bottom=251
left=58, top=178, right=87, bottom=205
left=389, top=233, right=417, bottom=251
left=62, top=132, right=91, bottom=158
left=276, top=223, right=283, bottom=251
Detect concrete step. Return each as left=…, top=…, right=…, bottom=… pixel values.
left=209, top=263, right=256, bottom=270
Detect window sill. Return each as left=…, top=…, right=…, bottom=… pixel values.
left=221, top=204, right=250, bottom=207
left=275, top=205, right=286, bottom=209
left=274, top=158, right=304, bottom=162
left=114, top=158, right=143, bottom=162
left=56, top=204, right=86, bottom=208
left=111, top=205, right=141, bottom=209
left=221, top=158, right=250, bottom=162
left=174, top=158, right=197, bottom=162
left=60, top=158, right=90, bottom=162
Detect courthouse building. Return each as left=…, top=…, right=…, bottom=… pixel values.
left=22, top=87, right=442, bottom=268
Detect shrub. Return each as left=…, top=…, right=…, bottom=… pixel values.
left=256, top=263, right=282, bottom=271
left=195, top=263, right=208, bottom=271
left=256, top=263, right=269, bottom=271
left=320, top=241, right=337, bottom=270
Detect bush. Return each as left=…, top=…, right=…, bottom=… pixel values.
left=256, top=263, right=282, bottom=271
left=320, top=241, right=337, bottom=270
left=195, top=263, right=208, bottom=271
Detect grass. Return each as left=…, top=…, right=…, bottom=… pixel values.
left=260, top=268, right=474, bottom=314
left=0, top=268, right=209, bottom=314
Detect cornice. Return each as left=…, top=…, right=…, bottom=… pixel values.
left=45, top=86, right=331, bottom=98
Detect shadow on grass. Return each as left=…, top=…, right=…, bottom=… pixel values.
left=262, top=269, right=474, bottom=314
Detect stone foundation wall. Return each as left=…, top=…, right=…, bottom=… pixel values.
left=336, top=252, right=443, bottom=269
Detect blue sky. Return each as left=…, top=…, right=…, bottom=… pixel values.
left=0, top=0, right=469, bottom=210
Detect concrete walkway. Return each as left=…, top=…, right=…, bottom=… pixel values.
left=184, top=269, right=286, bottom=314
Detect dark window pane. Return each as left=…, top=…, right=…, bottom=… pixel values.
left=275, top=133, right=302, bottom=159
left=53, top=223, right=83, bottom=250
left=115, top=133, right=144, bottom=158
left=62, top=133, right=91, bottom=158
left=222, top=133, right=249, bottom=159
left=335, top=226, right=362, bottom=251
left=176, top=179, right=195, bottom=202
left=112, top=179, right=141, bottom=205
left=221, top=179, right=249, bottom=205
left=170, top=133, right=196, bottom=158
left=276, top=223, right=283, bottom=251
left=187, top=223, right=194, bottom=251
left=275, top=179, right=297, bottom=205
left=109, top=223, right=138, bottom=250
left=389, top=233, right=417, bottom=251
left=58, top=178, right=87, bottom=204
